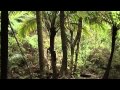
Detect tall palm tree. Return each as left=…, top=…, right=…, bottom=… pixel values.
left=36, top=11, right=45, bottom=77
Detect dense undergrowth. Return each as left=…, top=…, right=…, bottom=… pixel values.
left=8, top=30, right=120, bottom=79
left=7, top=11, right=120, bottom=79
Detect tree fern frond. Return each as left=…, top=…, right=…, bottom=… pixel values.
left=9, top=11, right=30, bottom=30
left=18, top=16, right=36, bottom=38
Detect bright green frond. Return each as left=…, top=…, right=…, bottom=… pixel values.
left=18, top=17, right=36, bottom=38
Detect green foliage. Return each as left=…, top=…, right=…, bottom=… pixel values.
left=8, top=11, right=120, bottom=79
left=9, top=11, right=36, bottom=38
left=25, top=35, right=38, bottom=48
left=18, top=17, right=36, bottom=38
left=9, top=54, right=24, bottom=66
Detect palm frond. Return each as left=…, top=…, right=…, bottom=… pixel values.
left=9, top=11, right=30, bottom=30
left=18, top=16, right=36, bottom=38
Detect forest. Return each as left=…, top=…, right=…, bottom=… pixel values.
left=1, top=11, right=120, bottom=79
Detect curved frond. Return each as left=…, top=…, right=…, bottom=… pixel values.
left=18, top=16, right=36, bottom=38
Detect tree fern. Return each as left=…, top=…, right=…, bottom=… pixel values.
left=9, top=11, right=36, bottom=38
left=18, top=17, right=36, bottom=38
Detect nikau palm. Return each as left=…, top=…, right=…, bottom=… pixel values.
left=36, top=11, right=45, bottom=77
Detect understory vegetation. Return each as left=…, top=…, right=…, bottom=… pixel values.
left=7, top=11, right=120, bottom=79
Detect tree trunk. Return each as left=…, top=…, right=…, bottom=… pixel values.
left=70, top=30, right=74, bottom=74
left=69, top=17, right=82, bottom=74
left=102, top=24, right=118, bottom=79
left=73, top=17, right=82, bottom=47
left=60, top=11, right=68, bottom=75
left=49, top=26, right=57, bottom=79
left=73, top=40, right=80, bottom=72
left=36, top=11, right=45, bottom=77
left=45, top=11, right=57, bottom=78
left=73, top=17, right=82, bottom=73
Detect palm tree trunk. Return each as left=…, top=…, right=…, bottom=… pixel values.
left=60, top=11, right=68, bottom=75
left=36, top=11, right=45, bottom=77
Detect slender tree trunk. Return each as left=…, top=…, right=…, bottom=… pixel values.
left=69, top=17, right=82, bottom=74
left=70, top=30, right=74, bottom=74
left=60, top=11, right=68, bottom=75
left=73, top=39, right=80, bottom=72
left=73, top=17, right=82, bottom=73
left=73, top=17, right=82, bottom=47
left=49, top=26, right=57, bottom=79
left=102, top=24, right=118, bottom=79
left=45, top=11, right=57, bottom=78
left=36, top=11, right=45, bottom=77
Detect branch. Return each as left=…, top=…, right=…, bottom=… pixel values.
left=8, top=19, right=32, bottom=79
left=70, top=23, right=78, bottom=25
left=73, top=17, right=82, bottom=47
